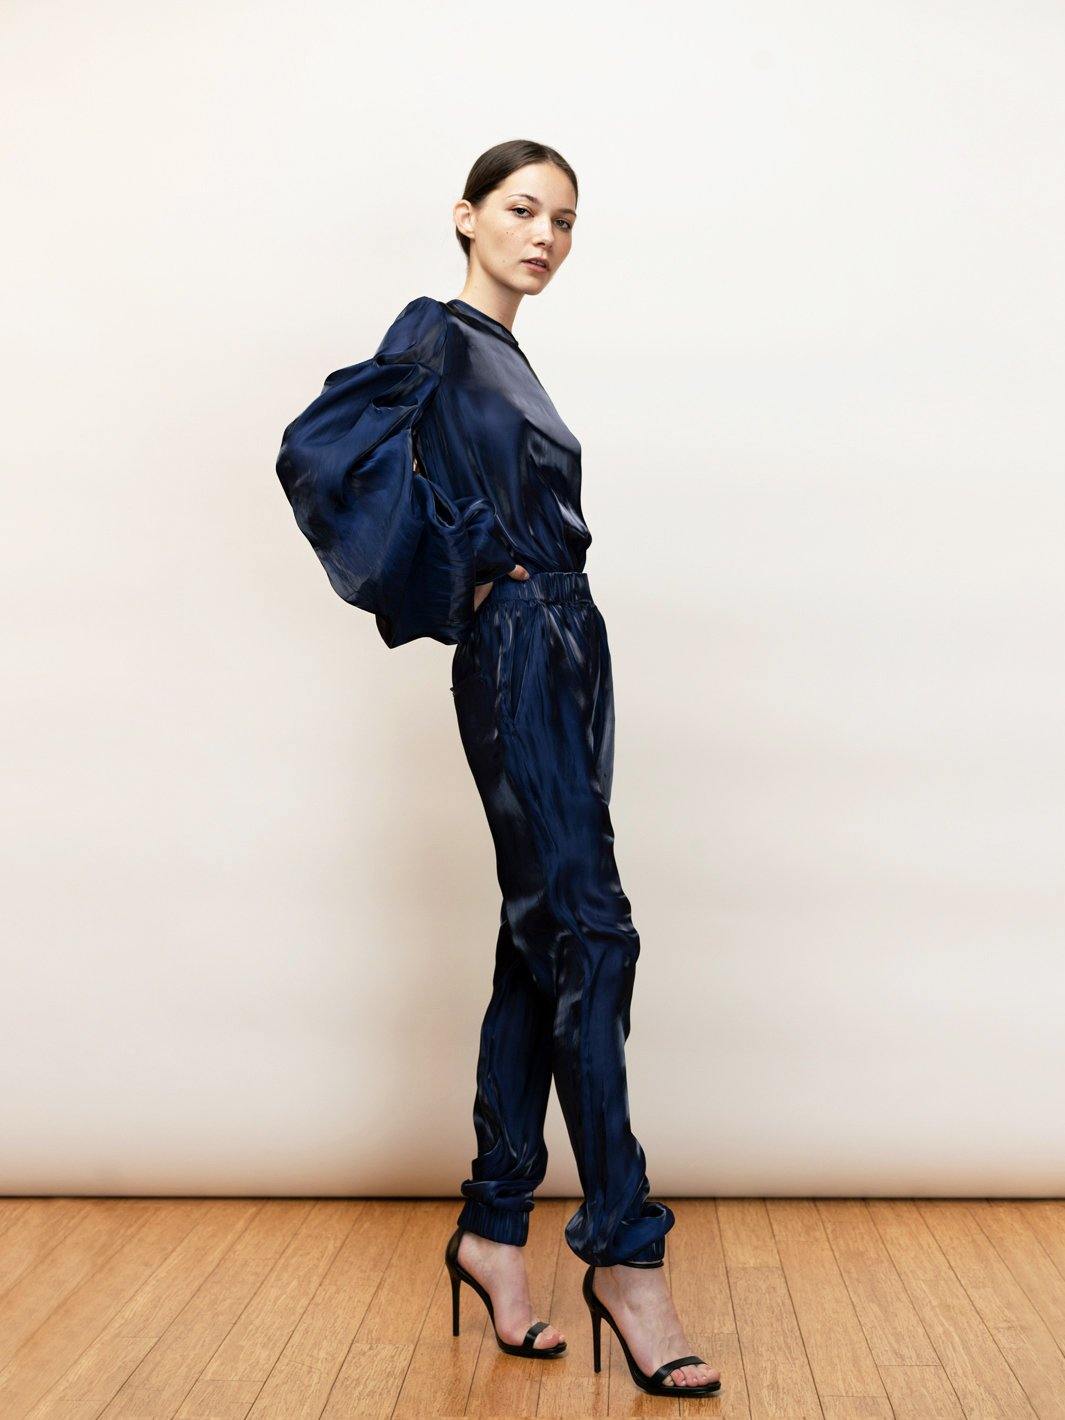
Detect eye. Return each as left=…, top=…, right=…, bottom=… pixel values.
left=512, top=205, right=572, bottom=232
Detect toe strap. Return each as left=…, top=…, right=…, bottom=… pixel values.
left=652, top=1355, right=707, bottom=1385
left=523, top=1319, right=550, bottom=1346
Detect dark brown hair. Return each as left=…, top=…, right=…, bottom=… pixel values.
left=455, top=140, right=579, bottom=258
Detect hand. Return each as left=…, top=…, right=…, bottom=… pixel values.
left=473, top=563, right=529, bottom=613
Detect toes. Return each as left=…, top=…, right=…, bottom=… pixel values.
left=662, top=1367, right=700, bottom=1388
left=685, top=1363, right=719, bottom=1386
left=535, top=1323, right=564, bottom=1348
left=672, top=1365, right=709, bottom=1386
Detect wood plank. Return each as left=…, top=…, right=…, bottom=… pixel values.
left=0, top=1201, right=151, bottom=1370
left=0, top=1197, right=1059, bottom=1418
left=0, top=1199, right=90, bottom=1295
left=815, top=1201, right=939, bottom=1366
left=867, top=1200, right=1036, bottom=1417
left=728, top=1267, right=823, bottom=1419
left=0, top=1201, right=198, bottom=1416
left=820, top=1399, right=892, bottom=1418
left=917, top=1200, right=1065, bottom=1417
left=720, top=1200, right=822, bottom=1419
left=99, top=1200, right=312, bottom=1416
left=972, top=1201, right=1065, bottom=1354
left=174, top=1200, right=360, bottom=1416
left=246, top=1200, right=409, bottom=1418
left=323, top=1201, right=456, bottom=1417
left=1018, top=1202, right=1065, bottom=1278
left=718, top=1200, right=779, bottom=1270
left=670, top=1199, right=747, bottom=1415
left=26, top=1200, right=262, bottom=1419
left=0, top=1198, right=33, bottom=1242
left=767, top=1200, right=885, bottom=1405
left=876, top=1363, right=965, bottom=1417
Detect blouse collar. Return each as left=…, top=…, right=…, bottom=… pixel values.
left=446, top=298, right=521, bottom=348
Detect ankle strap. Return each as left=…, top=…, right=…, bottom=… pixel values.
left=617, top=1257, right=665, bottom=1268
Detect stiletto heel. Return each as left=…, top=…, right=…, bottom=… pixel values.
left=581, top=1257, right=722, bottom=1396
left=444, top=1226, right=567, bottom=1358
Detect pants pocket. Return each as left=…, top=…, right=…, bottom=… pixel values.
left=450, top=668, right=499, bottom=783
left=499, top=610, right=535, bottom=725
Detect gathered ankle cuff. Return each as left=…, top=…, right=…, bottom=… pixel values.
left=457, top=1198, right=530, bottom=1247
left=602, top=1236, right=667, bottom=1266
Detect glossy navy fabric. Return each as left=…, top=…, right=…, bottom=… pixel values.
left=275, top=297, right=673, bottom=1265
left=275, top=296, right=590, bottom=648
left=452, top=571, right=675, bottom=1266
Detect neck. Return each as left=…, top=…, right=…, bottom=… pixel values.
left=452, top=280, right=521, bottom=333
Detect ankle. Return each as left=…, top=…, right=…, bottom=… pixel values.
left=460, top=1231, right=524, bottom=1264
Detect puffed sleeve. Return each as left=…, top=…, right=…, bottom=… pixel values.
left=275, top=296, right=518, bottom=649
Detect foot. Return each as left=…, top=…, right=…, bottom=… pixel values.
left=457, top=1232, right=566, bottom=1350
left=592, top=1264, right=719, bottom=1389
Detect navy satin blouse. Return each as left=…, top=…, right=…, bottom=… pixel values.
left=275, top=296, right=591, bottom=649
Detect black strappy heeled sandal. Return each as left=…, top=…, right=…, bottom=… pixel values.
left=582, top=1254, right=722, bottom=1396
left=445, top=1226, right=567, bottom=1358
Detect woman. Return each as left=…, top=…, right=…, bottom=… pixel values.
left=275, top=140, right=721, bottom=1399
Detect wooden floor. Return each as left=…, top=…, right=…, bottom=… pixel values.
left=1, top=1198, right=1065, bottom=1417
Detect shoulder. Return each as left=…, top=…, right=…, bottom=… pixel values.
left=375, top=295, right=451, bottom=365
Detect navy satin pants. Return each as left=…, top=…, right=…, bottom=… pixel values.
left=450, top=570, right=675, bottom=1266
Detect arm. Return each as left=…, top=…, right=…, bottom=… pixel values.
left=276, top=297, right=519, bottom=648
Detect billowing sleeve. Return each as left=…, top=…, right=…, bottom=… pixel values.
left=275, top=296, right=518, bottom=649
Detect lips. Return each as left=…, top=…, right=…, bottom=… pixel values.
left=523, top=258, right=549, bottom=270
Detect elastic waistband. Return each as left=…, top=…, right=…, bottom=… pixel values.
left=490, top=570, right=593, bottom=605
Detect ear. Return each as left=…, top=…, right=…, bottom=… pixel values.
left=452, top=198, right=475, bottom=240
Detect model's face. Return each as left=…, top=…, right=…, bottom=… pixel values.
left=455, top=162, right=576, bottom=294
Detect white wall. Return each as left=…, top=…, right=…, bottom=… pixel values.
left=2, top=0, right=1063, bottom=1197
